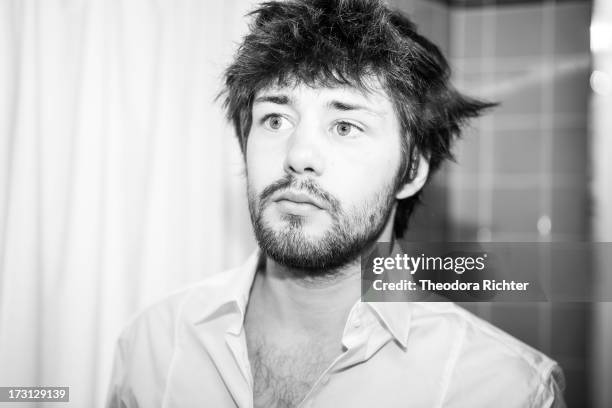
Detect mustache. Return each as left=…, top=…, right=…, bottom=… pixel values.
left=259, top=175, right=340, bottom=213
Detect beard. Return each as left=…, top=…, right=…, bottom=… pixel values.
left=247, top=173, right=400, bottom=275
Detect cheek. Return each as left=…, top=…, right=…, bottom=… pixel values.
left=245, top=136, right=284, bottom=191
left=345, top=143, right=401, bottom=182
left=327, top=152, right=399, bottom=207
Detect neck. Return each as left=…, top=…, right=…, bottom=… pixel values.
left=246, top=208, right=397, bottom=340
left=257, top=256, right=363, bottom=334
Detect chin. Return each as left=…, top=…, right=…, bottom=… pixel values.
left=267, top=211, right=330, bottom=237
left=254, top=221, right=371, bottom=273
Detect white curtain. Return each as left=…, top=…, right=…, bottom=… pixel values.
left=0, top=0, right=256, bottom=406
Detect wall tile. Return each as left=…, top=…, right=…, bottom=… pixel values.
left=493, top=130, right=543, bottom=174
left=551, top=187, right=589, bottom=236
left=552, top=65, right=591, bottom=114
left=494, top=5, right=545, bottom=58
left=550, top=128, right=589, bottom=176
left=560, top=364, right=590, bottom=407
left=491, top=304, right=541, bottom=347
left=493, top=68, right=547, bottom=115
left=492, top=187, right=541, bottom=234
left=551, top=304, right=590, bottom=358
left=451, top=9, right=485, bottom=59
left=553, top=3, right=592, bottom=55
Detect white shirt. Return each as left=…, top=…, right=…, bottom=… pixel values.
left=106, top=251, right=565, bottom=408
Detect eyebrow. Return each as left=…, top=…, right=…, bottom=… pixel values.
left=328, top=100, right=383, bottom=117
left=253, top=94, right=291, bottom=105
left=253, top=94, right=384, bottom=117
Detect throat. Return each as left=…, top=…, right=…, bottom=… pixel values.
left=242, top=256, right=358, bottom=407
left=256, top=257, right=362, bottom=332
left=244, top=270, right=346, bottom=408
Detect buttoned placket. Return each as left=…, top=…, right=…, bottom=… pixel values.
left=182, top=306, right=254, bottom=408
left=224, top=301, right=256, bottom=408
left=295, top=302, right=388, bottom=408
left=296, top=341, right=365, bottom=408
left=226, top=332, right=252, bottom=386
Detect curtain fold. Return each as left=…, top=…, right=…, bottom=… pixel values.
left=0, top=1, right=256, bottom=406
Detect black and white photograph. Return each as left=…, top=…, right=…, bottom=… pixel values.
left=0, top=0, right=611, bottom=407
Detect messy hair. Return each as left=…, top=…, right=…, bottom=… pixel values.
left=221, top=0, right=495, bottom=237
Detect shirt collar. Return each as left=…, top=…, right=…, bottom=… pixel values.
left=365, top=302, right=413, bottom=349
left=186, top=250, right=260, bottom=333
left=186, top=249, right=414, bottom=346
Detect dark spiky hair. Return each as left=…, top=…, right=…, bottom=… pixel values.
left=221, top=0, right=495, bottom=238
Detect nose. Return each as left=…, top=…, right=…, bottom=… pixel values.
left=283, top=122, right=325, bottom=176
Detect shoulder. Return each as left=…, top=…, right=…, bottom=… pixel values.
left=413, top=303, right=565, bottom=408
left=106, top=267, right=243, bottom=407
left=117, top=266, right=242, bottom=350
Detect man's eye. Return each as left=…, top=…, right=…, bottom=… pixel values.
left=263, top=115, right=290, bottom=131
left=334, top=122, right=360, bottom=137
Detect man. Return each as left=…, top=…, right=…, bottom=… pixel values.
left=107, top=0, right=565, bottom=407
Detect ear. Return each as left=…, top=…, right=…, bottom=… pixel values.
left=395, top=152, right=430, bottom=200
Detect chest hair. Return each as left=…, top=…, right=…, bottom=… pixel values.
left=246, top=332, right=337, bottom=408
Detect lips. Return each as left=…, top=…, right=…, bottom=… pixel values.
left=273, top=190, right=326, bottom=210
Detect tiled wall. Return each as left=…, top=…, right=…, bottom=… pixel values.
left=392, top=0, right=593, bottom=405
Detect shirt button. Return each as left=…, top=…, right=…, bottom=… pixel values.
left=352, top=318, right=361, bottom=328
